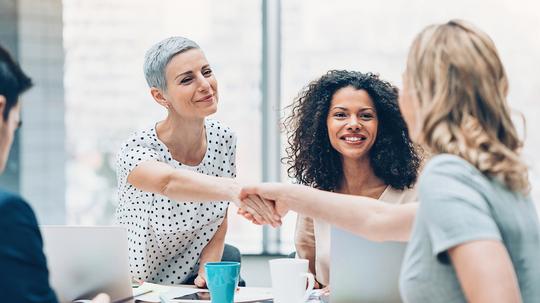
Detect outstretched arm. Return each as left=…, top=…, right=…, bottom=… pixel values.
left=128, top=160, right=241, bottom=205
left=241, top=183, right=417, bottom=242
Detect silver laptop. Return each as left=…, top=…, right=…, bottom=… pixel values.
left=40, top=226, right=133, bottom=303
left=330, top=227, right=407, bottom=303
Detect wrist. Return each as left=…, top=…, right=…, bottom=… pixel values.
left=226, top=179, right=241, bottom=204
left=279, top=183, right=299, bottom=205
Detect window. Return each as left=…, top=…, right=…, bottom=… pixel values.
left=5, top=0, right=538, bottom=257
left=64, top=0, right=264, bottom=253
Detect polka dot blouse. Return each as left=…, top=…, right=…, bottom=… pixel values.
left=115, top=118, right=236, bottom=284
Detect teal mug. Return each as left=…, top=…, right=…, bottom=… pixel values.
left=205, top=261, right=240, bottom=303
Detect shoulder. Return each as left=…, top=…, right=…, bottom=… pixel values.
left=420, top=154, right=485, bottom=189
left=419, top=154, right=492, bottom=208
left=0, top=191, right=33, bottom=213
left=122, top=126, right=159, bottom=146
left=423, top=154, right=478, bottom=177
left=0, top=191, right=36, bottom=225
left=118, top=126, right=162, bottom=156
left=206, top=119, right=236, bottom=138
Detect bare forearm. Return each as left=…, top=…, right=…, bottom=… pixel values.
left=161, top=170, right=239, bottom=203
left=129, top=161, right=240, bottom=203
left=199, top=217, right=228, bottom=269
left=279, top=184, right=416, bottom=241
left=295, top=215, right=317, bottom=274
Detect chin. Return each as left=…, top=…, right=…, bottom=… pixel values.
left=200, top=105, right=218, bottom=117
left=340, top=149, right=369, bottom=160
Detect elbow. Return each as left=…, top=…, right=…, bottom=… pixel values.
left=361, top=215, right=412, bottom=243
left=360, top=225, right=387, bottom=243
left=358, top=211, right=400, bottom=243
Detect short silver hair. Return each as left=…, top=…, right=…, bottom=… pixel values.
left=143, top=36, right=200, bottom=91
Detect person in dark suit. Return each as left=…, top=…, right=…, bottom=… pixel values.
left=0, top=44, right=109, bottom=303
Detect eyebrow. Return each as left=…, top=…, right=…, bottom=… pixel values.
left=330, top=106, right=375, bottom=111
left=175, top=71, right=192, bottom=80
left=174, top=65, right=211, bottom=80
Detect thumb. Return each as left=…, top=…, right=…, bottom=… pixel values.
left=91, top=293, right=110, bottom=303
left=239, top=185, right=259, bottom=200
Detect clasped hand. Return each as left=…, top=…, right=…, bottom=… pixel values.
left=236, top=183, right=289, bottom=227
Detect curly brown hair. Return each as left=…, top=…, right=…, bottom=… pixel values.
left=283, top=70, right=421, bottom=191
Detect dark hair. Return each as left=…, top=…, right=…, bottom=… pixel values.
left=284, top=70, right=421, bottom=191
left=0, top=45, right=33, bottom=120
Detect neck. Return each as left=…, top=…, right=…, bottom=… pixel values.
left=338, top=156, right=386, bottom=199
left=156, top=114, right=206, bottom=165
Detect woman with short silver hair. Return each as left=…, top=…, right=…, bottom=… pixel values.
left=115, top=36, right=267, bottom=286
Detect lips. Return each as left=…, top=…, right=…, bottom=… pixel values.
left=340, top=134, right=367, bottom=144
left=197, top=94, right=214, bottom=102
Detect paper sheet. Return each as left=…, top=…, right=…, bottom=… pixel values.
left=132, top=283, right=273, bottom=303
left=132, top=283, right=198, bottom=302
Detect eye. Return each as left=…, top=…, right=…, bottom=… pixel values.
left=333, top=112, right=347, bottom=119
left=360, top=113, right=374, bottom=120
left=180, top=77, right=193, bottom=84
left=202, top=68, right=213, bottom=77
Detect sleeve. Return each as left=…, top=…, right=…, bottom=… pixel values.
left=419, top=156, right=502, bottom=263
left=295, top=215, right=317, bottom=275
left=116, top=135, right=160, bottom=188
left=0, top=195, right=58, bottom=303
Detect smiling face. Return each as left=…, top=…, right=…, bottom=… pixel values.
left=326, top=86, right=378, bottom=162
left=152, top=48, right=218, bottom=119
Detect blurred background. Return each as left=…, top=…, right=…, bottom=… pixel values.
left=1, top=0, right=539, bottom=280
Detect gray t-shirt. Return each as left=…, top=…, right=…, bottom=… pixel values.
left=400, top=154, right=540, bottom=303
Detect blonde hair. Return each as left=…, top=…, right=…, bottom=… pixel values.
left=405, top=19, right=529, bottom=193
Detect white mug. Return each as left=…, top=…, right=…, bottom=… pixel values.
left=269, top=258, right=315, bottom=303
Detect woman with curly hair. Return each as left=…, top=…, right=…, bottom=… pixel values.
left=399, top=20, right=540, bottom=303
left=240, top=70, right=422, bottom=287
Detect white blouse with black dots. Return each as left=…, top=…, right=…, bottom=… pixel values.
left=115, top=118, right=236, bottom=284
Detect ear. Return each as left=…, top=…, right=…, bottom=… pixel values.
left=0, top=95, right=6, bottom=119
left=150, top=87, right=170, bottom=109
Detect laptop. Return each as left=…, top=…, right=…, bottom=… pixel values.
left=330, top=226, right=407, bottom=303
left=40, top=226, right=133, bottom=303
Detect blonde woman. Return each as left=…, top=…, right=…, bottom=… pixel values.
left=399, top=20, right=540, bottom=302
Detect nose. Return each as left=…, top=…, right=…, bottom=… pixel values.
left=197, top=74, right=211, bottom=93
left=346, top=116, right=362, bottom=131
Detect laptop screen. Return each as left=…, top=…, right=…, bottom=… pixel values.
left=330, top=226, right=406, bottom=303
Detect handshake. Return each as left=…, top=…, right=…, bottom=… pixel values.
left=234, top=183, right=295, bottom=228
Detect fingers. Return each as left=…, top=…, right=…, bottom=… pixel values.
left=240, top=200, right=267, bottom=224
left=248, top=194, right=282, bottom=227
left=247, top=194, right=281, bottom=227
left=238, top=186, right=284, bottom=227
left=194, top=275, right=207, bottom=288
left=237, top=208, right=253, bottom=220
left=259, top=196, right=282, bottom=222
left=91, top=293, right=110, bottom=303
left=321, top=285, right=330, bottom=296
left=237, top=208, right=265, bottom=225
